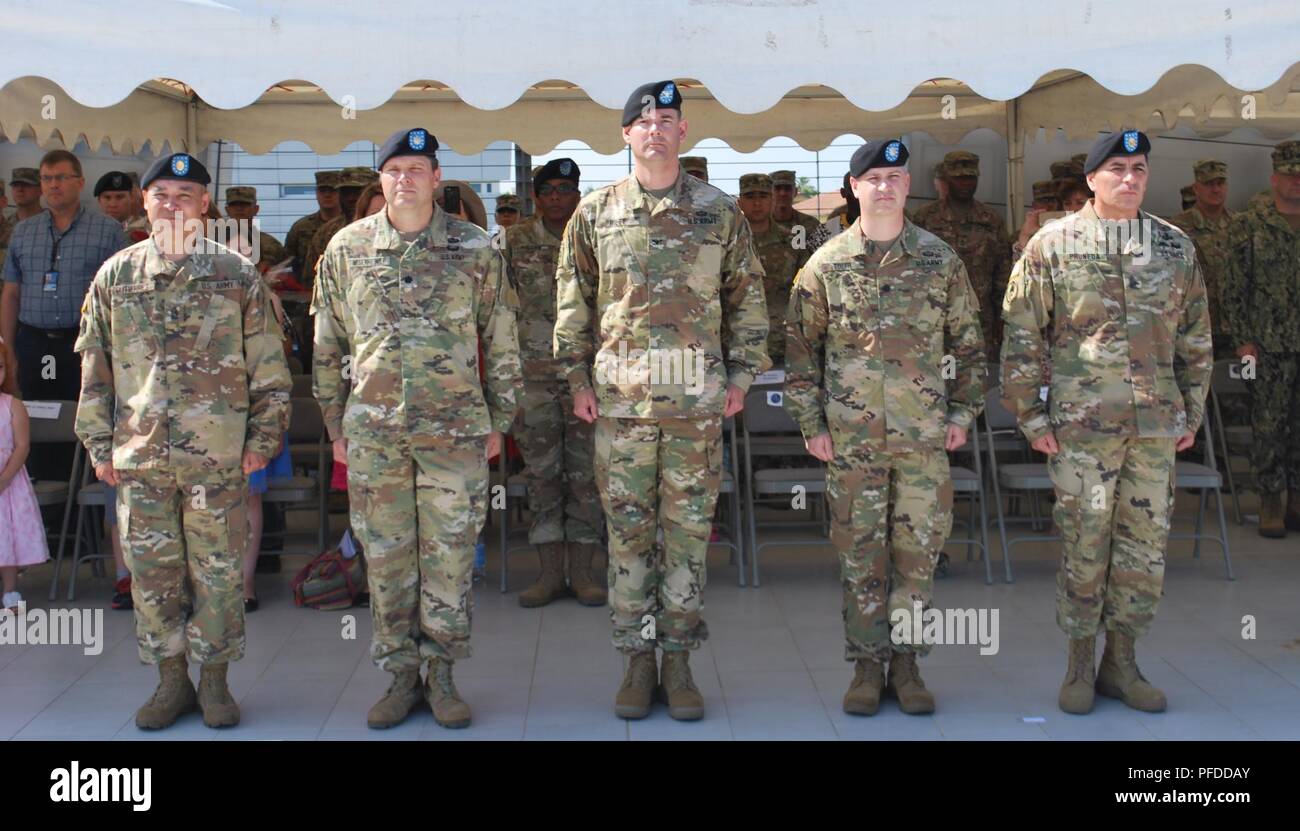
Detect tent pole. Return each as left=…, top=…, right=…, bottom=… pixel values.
left=1005, top=97, right=1025, bottom=233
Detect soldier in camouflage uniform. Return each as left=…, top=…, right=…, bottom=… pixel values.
left=74, top=153, right=292, bottom=730
left=502, top=157, right=605, bottom=608
left=94, top=171, right=151, bottom=243
left=494, top=192, right=523, bottom=229
left=1171, top=160, right=1234, bottom=359
left=913, top=150, right=1013, bottom=360
left=771, top=169, right=830, bottom=253
left=554, top=81, right=770, bottom=721
left=303, top=167, right=378, bottom=288
left=1223, top=140, right=1300, bottom=538
left=679, top=156, right=708, bottom=182
left=0, top=168, right=44, bottom=268
left=283, top=170, right=341, bottom=286
left=1001, top=130, right=1212, bottom=715
left=222, top=187, right=287, bottom=274
left=785, top=139, right=985, bottom=717
left=738, top=172, right=809, bottom=365
left=312, top=128, right=522, bottom=730
left=1179, top=184, right=1196, bottom=212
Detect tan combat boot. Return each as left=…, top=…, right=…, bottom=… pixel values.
left=1058, top=636, right=1097, bottom=715
left=366, top=667, right=422, bottom=729
left=1285, top=490, right=1300, bottom=532
left=887, top=652, right=936, bottom=715
left=657, top=651, right=705, bottom=721
left=425, top=657, right=471, bottom=729
left=842, top=659, right=885, bottom=716
left=518, top=543, right=569, bottom=607
left=1259, top=492, right=1287, bottom=538
left=135, top=654, right=197, bottom=730
left=1096, top=631, right=1167, bottom=712
left=197, top=663, right=241, bottom=728
left=614, top=652, right=658, bottom=719
left=567, top=542, right=608, bottom=607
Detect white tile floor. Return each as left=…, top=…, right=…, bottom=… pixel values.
left=3, top=494, right=1298, bottom=741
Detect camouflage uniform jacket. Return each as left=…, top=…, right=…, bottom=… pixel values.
left=74, top=237, right=292, bottom=470
left=752, top=219, right=810, bottom=363
left=1169, top=205, right=1234, bottom=337
left=553, top=170, right=771, bottom=419
left=502, top=216, right=565, bottom=381
left=1223, top=200, right=1300, bottom=353
left=784, top=220, right=986, bottom=448
left=1000, top=201, right=1213, bottom=442
left=311, top=206, right=522, bottom=442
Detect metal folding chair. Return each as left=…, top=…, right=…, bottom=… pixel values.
left=1209, top=358, right=1252, bottom=524
left=741, top=387, right=829, bottom=586
left=984, top=387, right=1055, bottom=583
left=947, top=425, right=993, bottom=584
left=1169, top=406, right=1234, bottom=580
left=25, top=400, right=83, bottom=600
left=64, top=457, right=114, bottom=601
left=263, top=397, right=328, bottom=553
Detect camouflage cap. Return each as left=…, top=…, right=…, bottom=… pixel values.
left=1067, top=157, right=1085, bottom=178
left=314, top=170, right=341, bottom=188
left=679, top=156, right=709, bottom=178
left=1031, top=180, right=1057, bottom=202
left=739, top=173, right=773, bottom=194
left=496, top=193, right=521, bottom=212
left=340, top=166, right=378, bottom=187
left=1271, top=140, right=1300, bottom=174
left=943, top=150, right=980, bottom=177
left=1071, top=153, right=1088, bottom=167
left=1193, top=159, right=1228, bottom=183
left=770, top=170, right=797, bottom=187
left=1049, top=160, right=1073, bottom=180
left=225, top=186, right=257, bottom=204
left=932, top=162, right=946, bottom=180
left=10, top=167, right=39, bottom=186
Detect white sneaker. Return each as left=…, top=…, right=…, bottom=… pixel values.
left=2, top=591, right=22, bottom=612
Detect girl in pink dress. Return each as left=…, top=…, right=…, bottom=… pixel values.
left=0, top=338, right=49, bottom=612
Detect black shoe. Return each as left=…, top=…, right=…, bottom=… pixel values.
left=255, top=555, right=282, bottom=574
left=244, top=597, right=259, bottom=613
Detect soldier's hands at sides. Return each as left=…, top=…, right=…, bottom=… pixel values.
left=242, top=451, right=269, bottom=475
left=94, top=461, right=120, bottom=487
left=1031, top=433, right=1060, bottom=456
left=944, top=424, right=968, bottom=452
left=723, top=384, right=745, bottom=418
left=573, top=388, right=599, bottom=424
left=806, top=433, right=834, bottom=463
left=1175, top=430, right=1196, bottom=452
left=333, top=438, right=349, bottom=465
left=1236, top=343, right=1258, bottom=360
left=486, top=430, right=502, bottom=461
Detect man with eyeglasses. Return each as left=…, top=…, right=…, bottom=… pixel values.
left=284, top=171, right=342, bottom=285
left=502, top=158, right=606, bottom=609
left=554, top=80, right=770, bottom=720
left=2, top=150, right=126, bottom=421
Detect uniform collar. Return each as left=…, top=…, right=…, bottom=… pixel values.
left=143, top=235, right=217, bottom=281
left=628, top=167, right=690, bottom=215
left=372, top=204, right=449, bottom=252
left=850, top=217, right=918, bottom=263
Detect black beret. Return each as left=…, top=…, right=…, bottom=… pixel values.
left=533, top=157, right=581, bottom=192
left=94, top=170, right=133, bottom=197
left=849, top=139, right=908, bottom=177
left=141, top=153, right=211, bottom=189
left=1084, top=129, right=1150, bottom=174
left=622, top=80, right=682, bottom=127
left=376, top=127, right=439, bottom=170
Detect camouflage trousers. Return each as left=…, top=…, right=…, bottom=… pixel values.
left=1048, top=436, right=1175, bottom=639
left=116, top=468, right=246, bottom=665
left=515, top=378, right=602, bottom=545
left=594, top=416, right=722, bottom=654
left=1249, top=351, right=1300, bottom=494
left=346, top=435, right=488, bottom=670
left=828, top=444, right=953, bottom=662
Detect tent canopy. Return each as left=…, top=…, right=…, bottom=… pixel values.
left=2, top=0, right=1299, bottom=156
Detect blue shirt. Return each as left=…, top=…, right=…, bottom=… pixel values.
left=2, top=206, right=127, bottom=329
